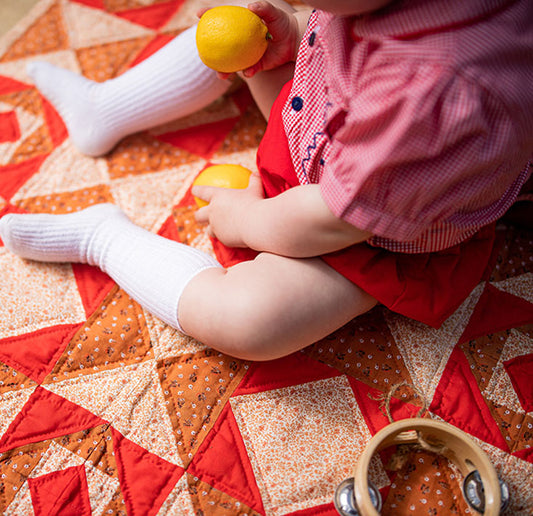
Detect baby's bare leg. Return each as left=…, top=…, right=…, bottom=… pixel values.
left=179, top=252, right=377, bottom=360
left=0, top=205, right=375, bottom=359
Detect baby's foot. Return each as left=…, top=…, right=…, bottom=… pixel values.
left=0, top=203, right=125, bottom=263
left=27, top=62, right=122, bottom=156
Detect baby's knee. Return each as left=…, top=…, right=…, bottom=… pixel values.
left=204, top=301, right=287, bottom=361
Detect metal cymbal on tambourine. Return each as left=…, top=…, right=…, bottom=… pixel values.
left=333, top=419, right=510, bottom=516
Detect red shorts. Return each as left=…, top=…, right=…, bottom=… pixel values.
left=213, top=81, right=496, bottom=328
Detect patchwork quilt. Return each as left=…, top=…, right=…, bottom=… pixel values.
left=0, top=0, right=532, bottom=514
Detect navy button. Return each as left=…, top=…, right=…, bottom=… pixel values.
left=291, top=96, right=303, bottom=111
left=309, top=32, right=316, bottom=46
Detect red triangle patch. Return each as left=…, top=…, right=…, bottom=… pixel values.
left=188, top=404, right=265, bottom=513
left=28, top=465, right=92, bottom=516
left=157, top=214, right=181, bottom=242
left=114, top=0, right=185, bottom=30
left=504, top=353, right=533, bottom=413
left=0, top=75, right=32, bottom=96
left=0, top=154, right=49, bottom=201
left=70, top=0, right=105, bottom=9
left=459, top=283, right=533, bottom=344
left=233, top=351, right=339, bottom=396
left=72, top=264, right=115, bottom=318
left=112, top=428, right=184, bottom=516
left=176, top=186, right=195, bottom=208
left=348, top=377, right=423, bottom=437
left=430, top=346, right=509, bottom=450
left=155, top=117, right=240, bottom=159
left=0, top=387, right=105, bottom=452
left=0, top=111, right=21, bottom=143
left=513, top=446, right=533, bottom=464
left=0, top=323, right=81, bottom=383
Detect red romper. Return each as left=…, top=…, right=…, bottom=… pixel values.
left=216, top=0, right=533, bottom=328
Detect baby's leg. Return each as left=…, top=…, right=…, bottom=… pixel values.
left=0, top=206, right=375, bottom=359
left=0, top=206, right=220, bottom=331
left=27, top=25, right=230, bottom=156
left=180, top=253, right=377, bottom=360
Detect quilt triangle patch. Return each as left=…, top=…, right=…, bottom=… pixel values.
left=348, top=377, right=423, bottom=436
left=115, top=0, right=186, bottom=30
left=72, top=263, right=115, bottom=317
left=10, top=123, right=54, bottom=163
left=233, top=351, right=339, bottom=396
left=0, top=3, right=68, bottom=62
left=158, top=351, right=249, bottom=467
left=0, top=387, right=105, bottom=453
left=46, top=288, right=151, bottom=382
left=0, top=75, right=32, bottom=96
left=430, top=346, right=508, bottom=450
left=188, top=404, right=265, bottom=514
left=112, top=428, right=184, bottom=516
left=28, top=465, right=92, bottom=516
left=70, top=0, right=105, bottom=8
left=459, top=283, right=533, bottom=344
left=157, top=213, right=181, bottom=242
left=64, top=1, right=153, bottom=49
left=0, top=436, right=49, bottom=510
left=0, top=153, right=49, bottom=201
left=504, top=353, right=533, bottom=413
left=77, top=35, right=153, bottom=82
left=0, top=110, right=20, bottom=143
left=513, top=446, right=533, bottom=464
left=0, top=323, right=81, bottom=384
left=155, top=117, right=240, bottom=159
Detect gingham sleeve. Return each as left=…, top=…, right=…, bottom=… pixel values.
left=319, top=56, right=521, bottom=244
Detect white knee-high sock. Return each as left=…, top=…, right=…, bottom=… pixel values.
left=27, top=25, right=231, bottom=156
left=0, top=204, right=221, bottom=330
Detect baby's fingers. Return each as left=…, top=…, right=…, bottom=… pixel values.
left=194, top=205, right=209, bottom=224
left=196, top=7, right=209, bottom=18
left=192, top=185, right=216, bottom=203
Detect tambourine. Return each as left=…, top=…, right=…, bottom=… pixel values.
left=334, top=419, right=510, bottom=516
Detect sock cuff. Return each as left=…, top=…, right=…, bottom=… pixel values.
left=87, top=215, right=223, bottom=333
left=170, top=260, right=222, bottom=332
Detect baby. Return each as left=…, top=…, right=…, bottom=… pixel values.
left=1, top=0, right=531, bottom=360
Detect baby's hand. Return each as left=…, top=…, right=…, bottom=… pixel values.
left=193, top=173, right=264, bottom=247
left=198, top=2, right=301, bottom=80
left=242, top=1, right=301, bottom=77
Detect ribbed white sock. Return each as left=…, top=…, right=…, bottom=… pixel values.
left=27, top=25, right=230, bottom=156
left=0, top=204, right=221, bottom=330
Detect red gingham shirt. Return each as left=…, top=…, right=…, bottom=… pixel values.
left=282, top=0, right=533, bottom=253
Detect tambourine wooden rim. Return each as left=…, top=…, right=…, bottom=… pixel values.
left=353, top=419, right=502, bottom=516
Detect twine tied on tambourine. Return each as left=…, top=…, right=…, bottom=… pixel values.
left=334, top=382, right=510, bottom=516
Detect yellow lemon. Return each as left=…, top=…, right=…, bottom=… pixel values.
left=192, top=164, right=252, bottom=207
left=196, top=6, right=270, bottom=73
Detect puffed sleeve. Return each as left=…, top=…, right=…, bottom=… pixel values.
left=319, top=56, right=520, bottom=243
